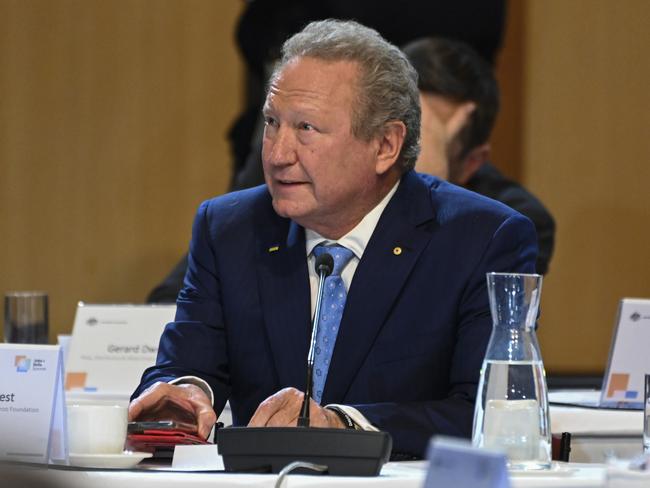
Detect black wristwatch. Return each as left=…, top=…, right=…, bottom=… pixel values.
left=326, top=406, right=356, bottom=429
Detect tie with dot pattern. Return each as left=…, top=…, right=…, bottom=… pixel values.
left=311, top=244, right=355, bottom=404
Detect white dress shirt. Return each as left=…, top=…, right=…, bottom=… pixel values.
left=305, top=182, right=399, bottom=316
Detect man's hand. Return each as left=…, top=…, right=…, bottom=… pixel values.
left=416, top=93, right=476, bottom=178
left=128, top=382, right=216, bottom=439
left=248, top=387, right=345, bottom=429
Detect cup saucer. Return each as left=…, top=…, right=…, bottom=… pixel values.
left=68, top=450, right=153, bottom=469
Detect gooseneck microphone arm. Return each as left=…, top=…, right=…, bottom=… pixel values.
left=217, top=249, right=392, bottom=475
left=297, top=252, right=334, bottom=427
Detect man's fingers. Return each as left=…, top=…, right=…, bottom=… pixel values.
left=128, top=382, right=178, bottom=421
left=249, top=388, right=303, bottom=427
left=130, top=391, right=193, bottom=422
left=248, top=391, right=284, bottom=427
left=307, top=399, right=331, bottom=428
left=127, top=399, right=143, bottom=422
left=185, top=390, right=217, bottom=438
left=446, top=101, right=476, bottom=140
left=257, top=395, right=342, bottom=428
left=265, top=396, right=304, bottom=427
left=195, top=407, right=217, bottom=439
left=128, top=382, right=214, bottom=437
left=265, top=410, right=298, bottom=427
left=306, top=398, right=346, bottom=428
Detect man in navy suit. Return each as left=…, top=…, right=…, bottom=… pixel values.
left=129, top=19, right=537, bottom=458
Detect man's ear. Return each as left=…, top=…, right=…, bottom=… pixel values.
left=375, top=120, right=407, bottom=175
left=456, top=143, right=490, bottom=185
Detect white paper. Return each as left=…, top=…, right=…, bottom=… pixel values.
left=65, top=303, right=175, bottom=395
left=0, top=344, right=67, bottom=464
left=172, top=444, right=224, bottom=471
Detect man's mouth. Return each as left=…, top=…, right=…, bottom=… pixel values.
left=277, top=179, right=307, bottom=186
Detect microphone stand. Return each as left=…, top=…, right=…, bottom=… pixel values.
left=217, top=252, right=392, bottom=476
left=297, top=257, right=330, bottom=427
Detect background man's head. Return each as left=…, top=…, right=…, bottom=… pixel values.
left=403, top=37, right=499, bottom=184
left=271, top=19, right=421, bottom=172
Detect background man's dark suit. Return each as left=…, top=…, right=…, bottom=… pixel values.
left=466, top=163, right=555, bottom=274
left=135, top=171, right=537, bottom=457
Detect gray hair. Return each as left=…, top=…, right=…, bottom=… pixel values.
left=272, top=19, right=420, bottom=172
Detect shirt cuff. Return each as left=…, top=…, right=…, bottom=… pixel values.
left=169, top=375, right=214, bottom=406
left=325, top=404, right=379, bottom=431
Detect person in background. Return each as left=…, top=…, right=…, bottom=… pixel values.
left=147, top=1, right=508, bottom=304
left=403, top=37, right=555, bottom=274
left=130, top=19, right=538, bottom=459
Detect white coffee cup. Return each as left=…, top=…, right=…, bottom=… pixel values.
left=67, top=404, right=127, bottom=454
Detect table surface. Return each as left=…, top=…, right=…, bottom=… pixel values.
left=549, top=391, right=643, bottom=436
left=39, top=460, right=650, bottom=488
left=49, top=390, right=647, bottom=487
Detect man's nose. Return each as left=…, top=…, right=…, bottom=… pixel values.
left=265, top=127, right=297, bottom=167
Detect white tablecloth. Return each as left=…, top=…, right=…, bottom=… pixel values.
left=39, top=461, right=650, bottom=488
left=53, top=389, right=646, bottom=485
left=550, top=391, right=642, bottom=435
left=549, top=390, right=644, bottom=463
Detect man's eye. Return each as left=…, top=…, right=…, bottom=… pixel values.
left=264, top=116, right=278, bottom=127
left=299, top=122, right=315, bottom=131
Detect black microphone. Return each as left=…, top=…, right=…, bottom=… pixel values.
left=217, top=250, right=391, bottom=476
left=297, top=252, right=334, bottom=427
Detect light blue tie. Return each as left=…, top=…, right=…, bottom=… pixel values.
left=311, top=244, right=355, bottom=404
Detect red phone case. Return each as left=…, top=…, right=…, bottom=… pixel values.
left=127, top=429, right=210, bottom=452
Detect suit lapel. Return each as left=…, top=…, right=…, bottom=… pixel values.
left=257, top=219, right=311, bottom=391
left=323, top=172, right=436, bottom=402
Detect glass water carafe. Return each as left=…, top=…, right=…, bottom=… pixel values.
left=472, top=272, right=551, bottom=470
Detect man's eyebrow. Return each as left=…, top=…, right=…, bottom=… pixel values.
left=262, top=102, right=326, bottom=120
left=261, top=102, right=275, bottom=114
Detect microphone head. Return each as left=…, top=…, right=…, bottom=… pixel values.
left=315, top=253, right=334, bottom=277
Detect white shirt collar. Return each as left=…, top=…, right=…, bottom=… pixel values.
left=305, top=181, right=400, bottom=259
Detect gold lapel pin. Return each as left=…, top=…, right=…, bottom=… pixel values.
left=268, top=246, right=280, bottom=253
left=393, top=246, right=402, bottom=256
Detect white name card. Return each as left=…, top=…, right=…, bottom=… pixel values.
left=601, top=298, right=650, bottom=408
left=424, top=437, right=510, bottom=488
left=65, top=303, right=175, bottom=395
left=0, top=344, right=67, bottom=464
left=172, top=444, right=224, bottom=471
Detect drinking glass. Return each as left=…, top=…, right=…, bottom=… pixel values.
left=4, top=291, right=49, bottom=344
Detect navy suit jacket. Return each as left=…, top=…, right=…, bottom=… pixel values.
left=134, top=170, right=537, bottom=457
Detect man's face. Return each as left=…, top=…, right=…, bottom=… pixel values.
left=262, top=56, right=387, bottom=238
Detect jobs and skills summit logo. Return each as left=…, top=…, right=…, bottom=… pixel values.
left=15, top=355, right=32, bottom=373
